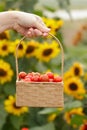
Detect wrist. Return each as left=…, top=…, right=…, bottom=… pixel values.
left=0, top=11, right=18, bottom=32
left=5, top=11, right=19, bottom=29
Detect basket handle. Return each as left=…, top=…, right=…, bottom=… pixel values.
left=15, top=33, right=64, bottom=81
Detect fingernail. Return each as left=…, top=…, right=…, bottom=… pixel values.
left=47, top=28, right=51, bottom=30
left=43, top=33, right=48, bottom=37
left=46, top=28, right=50, bottom=32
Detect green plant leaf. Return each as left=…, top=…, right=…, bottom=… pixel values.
left=28, top=108, right=47, bottom=127
left=39, top=108, right=59, bottom=115
left=64, top=101, right=82, bottom=111
left=10, top=115, right=23, bottom=130
left=71, top=115, right=87, bottom=127
left=3, top=82, right=16, bottom=96
left=20, top=0, right=38, bottom=12
left=30, top=122, right=55, bottom=130
left=43, top=5, right=56, bottom=12
left=0, top=103, right=8, bottom=130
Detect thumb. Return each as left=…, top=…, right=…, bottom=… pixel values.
left=35, top=21, right=50, bottom=33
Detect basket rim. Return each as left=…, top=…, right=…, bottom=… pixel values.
left=16, top=80, right=64, bottom=84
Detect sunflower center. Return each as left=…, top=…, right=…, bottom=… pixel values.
left=26, top=46, right=35, bottom=54
left=43, top=48, right=53, bottom=56
left=2, top=45, right=7, bottom=50
left=18, top=44, right=23, bottom=50
left=69, top=83, right=78, bottom=91
left=48, top=26, right=51, bottom=28
left=0, top=33, right=8, bottom=39
left=55, top=28, right=59, bottom=31
left=74, top=67, right=80, bottom=75
left=82, top=106, right=87, bottom=115
left=0, top=68, right=7, bottom=77
left=13, top=103, right=21, bottom=109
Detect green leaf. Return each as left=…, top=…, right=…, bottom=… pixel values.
left=3, top=82, right=16, bottom=96
left=71, top=115, right=87, bottom=127
left=0, top=103, right=8, bottom=130
left=33, top=10, right=43, bottom=16
left=10, top=115, right=23, bottom=129
left=30, top=122, right=55, bottom=130
left=0, top=2, right=5, bottom=11
left=28, top=108, right=47, bottom=127
left=64, top=101, right=82, bottom=111
left=62, top=124, right=73, bottom=130
left=20, top=0, right=38, bottom=12
left=43, top=5, right=56, bottom=12
left=39, top=108, right=59, bottom=115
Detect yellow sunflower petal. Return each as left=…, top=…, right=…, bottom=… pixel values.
left=0, top=60, right=13, bottom=84
left=25, top=40, right=40, bottom=58
left=70, top=62, right=84, bottom=77
left=35, top=41, right=60, bottom=62
left=9, top=39, right=26, bottom=58
left=64, top=107, right=84, bottom=124
left=0, top=40, right=10, bottom=56
left=48, top=114, right=57, bottom=122
left=64, top=77, right=86, bottom=99
left=4, top=95, right=28, bottom=116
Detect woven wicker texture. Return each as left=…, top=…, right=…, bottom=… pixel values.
left=16, top=81, right=64, bottom=107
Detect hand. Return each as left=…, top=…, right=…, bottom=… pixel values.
left=13, top=11, right=50, bottom=37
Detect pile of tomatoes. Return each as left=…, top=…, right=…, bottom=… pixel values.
left=18, top=72, right=62, bottom=82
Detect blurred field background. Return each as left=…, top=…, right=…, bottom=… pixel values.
left=0, top=0, right=87, bottom=130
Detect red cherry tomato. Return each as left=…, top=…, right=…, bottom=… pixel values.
left=21, top=128, right=29, bottom=130
left=46, top=72, right=54, bottom=79
left=53, top=76, right=62, bottom=82
left=19, top=72, right=27, bottom=79
left=40, top=74, right=49, bottom=82
left=31, top=75, right=40, bottom=82
left=49, top=78, right=54, bottom=82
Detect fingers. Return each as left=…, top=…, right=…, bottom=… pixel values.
left=43, top=32, right=49, bottom=37
left=26, top=28, right=48, bottom=38
left=34, top=15, right=50, bottom=33
left=27, top=28, right=42, bottom=37
left=13, top=23, right=49, bottom=38
left=15, top=11, right=50, bottom=35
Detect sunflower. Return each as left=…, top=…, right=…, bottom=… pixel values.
left=64, top=70, right=73, bottom=80
left=0, top=60, right=13, bottom=84
left=4, top=95, right=28, bottom=116
left=79, top=123, right=87, bottom=130
left=35, top=41, right=60, bottom=62
left=43, top=17, right=64, bottom=35
left=64, top=77, right=86, bottom=99
left=0, top=31, right=10, bottom=40
left=64, top=107, right=84, bottom=124
left=0, top=40, right=10, bottom=56
left=43, top=17, right=56, bottom=35
left=25, top=40, right=39, bottom=58
left=56, top=20, right=64, bottom=30
left=70, top=62, right=84, bottom=77
left=9, top=39, right=26, bottom=58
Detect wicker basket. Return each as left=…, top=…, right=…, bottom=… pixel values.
left=16, top=33, right=64, bottom=107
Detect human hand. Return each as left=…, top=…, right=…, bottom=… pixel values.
left=12, top=11, right=50, bottom=37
